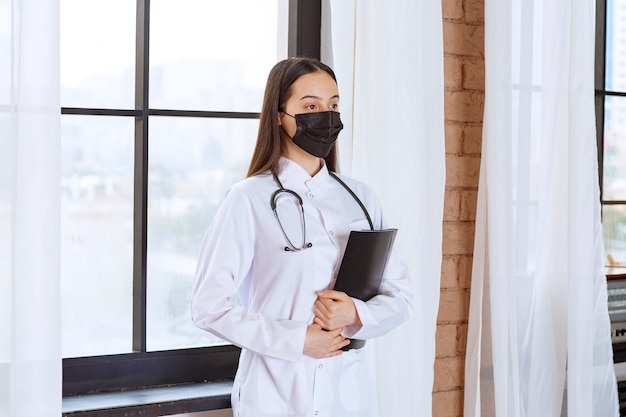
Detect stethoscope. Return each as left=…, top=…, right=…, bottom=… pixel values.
left=270, top=171, right=374, bottom=252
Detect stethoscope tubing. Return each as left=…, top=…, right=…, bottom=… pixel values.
left=270, top=185, right=311, bottom=252
left=270, top=170, right=373, bottom=252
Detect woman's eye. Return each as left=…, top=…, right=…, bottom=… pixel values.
left=306, top=104, right=317, bottom=110
left=330, top=103, right=339, bottom=110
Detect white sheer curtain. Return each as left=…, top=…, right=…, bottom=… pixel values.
left=0, top=0, right=62, bottom=416
left=323, top=1, right=445, bottom=416
left=464, top=0, right=618, bottom=416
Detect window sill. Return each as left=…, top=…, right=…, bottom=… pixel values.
left=62, top=381, right=232, bottom=417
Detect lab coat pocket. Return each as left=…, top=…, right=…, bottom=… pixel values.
left=257, top=356, right=308, bottom=415
left=338, top=351, right=372, bottom=411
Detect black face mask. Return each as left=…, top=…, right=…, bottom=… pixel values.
left=283, top=111, right=343, bottom=158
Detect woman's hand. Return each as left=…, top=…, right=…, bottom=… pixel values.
left=314, top=290, right=362, bottom=331
left=303, top=323, right=349, bottom=358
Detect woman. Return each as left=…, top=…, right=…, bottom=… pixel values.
left=191, top=57, right=412, bottom=417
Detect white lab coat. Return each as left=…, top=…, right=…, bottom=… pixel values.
left=191, top=157, right=412, bottom=417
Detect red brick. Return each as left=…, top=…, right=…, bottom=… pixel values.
left=460, top=189, right=478, bottom=221
left=433, top=356, right=465, bottom=391
left=442, top=0, right=464, bottom=20
left=443, top=21, right=484, bottom=57
left=444, top=188, right=461, bottom=221
left=457, top=323, right=468, bottom=354
left=442, top=222, right=476, bottom=256
left=445, top=154, right=481, bottom=188
left=437, top=0, right=484, bottom=410
left=440, top=256, right=459, bottom=289
left=444, top=90, right=485, bottom=123
left=437, top=289, right=470, bottom=323
left=445, top=122, right=463, bottom=155
left=432, top=389, right=464, bottom=417
left=463, top=56, right=485, bottom=91
left=458, top=255, right=474, bottom=289
left=464, top=0, right=485, bottom=24
left=436, top=323, right=459, bottom=357
left=445, top=55, right=463, bottom=90
left=461, top=124, right=483, bottom=155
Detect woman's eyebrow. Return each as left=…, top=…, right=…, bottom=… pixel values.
left=299, top=94, right=340, bottom=101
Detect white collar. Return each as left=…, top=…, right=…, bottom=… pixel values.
left=276, top=157, right=331, bottom=191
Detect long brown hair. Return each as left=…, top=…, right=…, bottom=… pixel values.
left=246, top=57, right=339, bottom=177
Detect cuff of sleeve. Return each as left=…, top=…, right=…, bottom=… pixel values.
left=291, top=322, right=308, bottom=360
left=342, top=298, right=375, bottom=338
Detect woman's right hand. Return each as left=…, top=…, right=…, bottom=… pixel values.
left=302, top=323, right=350, bottom=358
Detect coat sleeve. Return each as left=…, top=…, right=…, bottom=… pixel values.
left=190, top=185, right=307, bottom=361
left=339, top=182, right=414, bottom=340
left=344, top=243, right=413, bottom=339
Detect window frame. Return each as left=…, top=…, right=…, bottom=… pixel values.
left=62, top=0, right=321, bottom=396
left=596, top=0, right=626, bottom=248
left=596, top=0, right=605, bottom=188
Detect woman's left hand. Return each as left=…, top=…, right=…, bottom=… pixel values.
left=314, top=290, right=362, bottom=331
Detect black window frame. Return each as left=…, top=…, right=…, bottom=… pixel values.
left=596, top=0, right=607, bottom=204
left=62, top=0, right=321, bottom=396
left=596, top=0, right=626, bottom=249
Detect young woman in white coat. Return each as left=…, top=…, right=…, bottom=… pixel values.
left=191, top=57, right=412, bottom=417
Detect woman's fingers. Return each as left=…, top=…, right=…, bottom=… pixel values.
left=313, top=291, right=358, bottom=330
left=303, top=323, right=349, bottom=358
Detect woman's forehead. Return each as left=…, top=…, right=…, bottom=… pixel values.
left=289, top=72, right=338, bottom=98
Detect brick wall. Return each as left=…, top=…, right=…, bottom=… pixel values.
left=433, top=0, right=484, bottom=416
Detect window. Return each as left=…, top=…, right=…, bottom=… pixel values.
left=61, top=0, right=321, bottom=395
left=597, top=0, right=626, bottom=262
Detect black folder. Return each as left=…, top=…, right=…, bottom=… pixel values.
left=333, top=228, right=398, bottom=301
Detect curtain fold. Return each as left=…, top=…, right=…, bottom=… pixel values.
left=464, top=0, right=618, bottom=416
left=0, top=0, right=62, bottom=416
left=323, top=1, right=445, bottom=415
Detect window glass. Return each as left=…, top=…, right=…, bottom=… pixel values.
left=60, top=0, right=135, bottom=109
left=146, top=116, right=258, bottom=351
left=603, top=205, right=626, bottom=261
left=61, top=115, right=134, bottom=357
left=149, top=0, right=288, bottom=111
left=603, top=96, right=626, bottom=201
left=60, top=0, right=290, bottom=359
left=606, top=0, right=626, bottom=92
